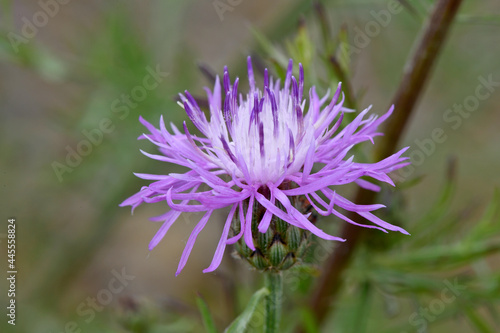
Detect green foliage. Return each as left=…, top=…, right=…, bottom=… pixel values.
left=299, top=307, right=320, bottom=333
left=197, top=294, right=218, bottom=333
left=331, top=164, right=500, bottom=333
left=225, top=287, right=269, bottom=333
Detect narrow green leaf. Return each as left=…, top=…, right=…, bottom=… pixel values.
left=410, top=160, right=457, bottom=246
left=196, top=294, right=218, bottom=333
left=285, top=23, right=313, bottom=68
left=377, top=241, right=500, bottom=271
left=368, top=269, right=443, bottom=294
left=458, top=14, right=500, bottom=25
left=463, top=306, right=495, bottom=333
left=336, top=26, right=351, bottom=77
left=250, top=27, right=289, bottom=69
left=224, top=287, right=269, bottom=333
left=349, top=281, right=372, bottom=333
left=466, top=189, right=500, bottom=243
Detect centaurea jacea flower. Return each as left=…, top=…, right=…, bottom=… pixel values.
left=121, top=57, right=410, bottom=275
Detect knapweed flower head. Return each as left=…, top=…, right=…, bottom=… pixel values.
left=121, top=56, right=410, bottom=276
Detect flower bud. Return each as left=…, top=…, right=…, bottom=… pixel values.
left=232, top=195, right=314, bottom=271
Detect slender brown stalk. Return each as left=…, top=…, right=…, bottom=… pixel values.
left=376, top=0, right=463, bottom=161
left=300, top=0, right=463, bottom=330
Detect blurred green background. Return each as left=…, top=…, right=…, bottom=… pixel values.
left=1, top=0, right=499, bottom=332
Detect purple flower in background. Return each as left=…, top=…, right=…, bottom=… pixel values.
left=120, top=56, right=410, bottom=276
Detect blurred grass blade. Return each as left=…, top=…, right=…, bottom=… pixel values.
left=299, top=308, right=320, bottom=333
left=336, top=25, right=351, bottom=78
left=410, top=159, right=457, bottom=246
left=224, top=287, right=269, bottom=333
left=250, top=27, right=289, bottom=70
left=349, top=281, right=372, bottom=333
left=285, top=21, right=314, bottom=68
left=458, top=14, right=500, bottom=25
left=196, top=294, right=218, bottom=333
left=377, top=241, right=500, bottom=271
left=466, top=189, right=500, bottom=243
left=369, top=269, right=442, bottom=293
left=463, top=306, right=495, bottom=333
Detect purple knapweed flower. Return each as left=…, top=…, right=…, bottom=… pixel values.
left=120, top=56, right=410, bottom=276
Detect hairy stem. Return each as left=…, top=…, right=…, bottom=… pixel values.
left=301, top=0, right=464, bottom=330
left=265, top=271, right=283, bottom=333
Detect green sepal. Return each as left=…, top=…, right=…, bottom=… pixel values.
left=269, top=241, right=287, bottom=267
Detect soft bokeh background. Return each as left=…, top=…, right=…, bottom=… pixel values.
left=1, top=0, right=499, bottom=332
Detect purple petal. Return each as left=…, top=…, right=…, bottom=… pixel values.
left=292, top=76, right=299, bottom=103
left=298, top=63, right=304, bottom=101
left=226, top=201, right=246, bottom=244
left=236, top=151, right=251, bottom=183
left=259, top=122, right=265, bottom=158
left=355, top=179, right=381, bottom=192
left=176, top=210, right=213, bottom=276
left=220, top=136, right=237, bottom=163
left=212, top=75, right=222, bottom=112
left=331, top=208, right=388, bottom=233
left=302, top=140, right=316, bottom=183
left=166, top=188, right=208, bottom=212
left=282, top=167, right=351, bottom=195
left=244, top=194, right=256, bottom=251
left=288, top=129, right=295, bottom=164
left=323, top=190, right=385, bottom=212
left=284, top=59, right=293, bottom=93
left=257, top=190, right=275, bottom=233
left=264, top=68, right=269, bottom=89
left=133, top=173, right=172, bottom=180
left=149, top=210, right=183, bottom=250
left=139, top=149, right=190, bottom=168
left=139, top=116, right=162, bottom=142
left=254, top=191, right=303, bottom=229
left=223, top=66, right=230, bottom=93
left=358, top=211, right=410, bottom=235
left=272, top=187, right=346, bottom=242
left=266, top=87, right=279, bottom=137
left=203, top=204, right=238, bottom=273
left=247, top=56, right=255, bottom=91
left=305, top=191, right=335, bottom=216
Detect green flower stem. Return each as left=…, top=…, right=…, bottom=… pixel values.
left=264, top=271, right=283, bottom=333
